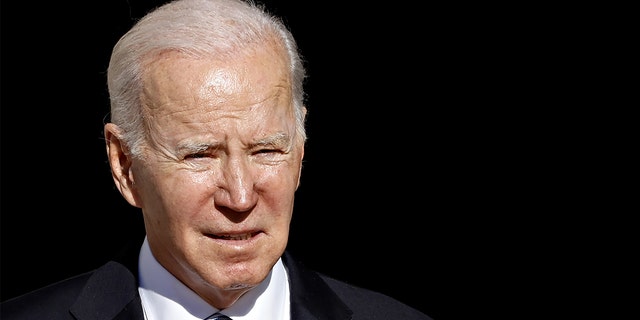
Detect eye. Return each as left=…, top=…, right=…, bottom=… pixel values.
left=255, top=148, right=280, bottom=154
left=253, top=148, right=288, bottom=164
left=185, top=152, right=209, bottom=159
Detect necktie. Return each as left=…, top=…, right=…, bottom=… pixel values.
left=206, top=312, right=232, bottom=320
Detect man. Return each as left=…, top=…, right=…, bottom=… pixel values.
left=1, top=0, right=432, bottom=319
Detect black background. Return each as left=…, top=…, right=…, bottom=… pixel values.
left=0, top=1, right=530, bottom=319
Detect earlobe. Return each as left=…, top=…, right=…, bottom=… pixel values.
left=104, top=124, right=141, bottom=208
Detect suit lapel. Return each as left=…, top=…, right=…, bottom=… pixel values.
left=70, top=234, right=146, bottom=320
left=282, top=251, right=353, bottom=320
left=69, top=261, right=144, bottom=320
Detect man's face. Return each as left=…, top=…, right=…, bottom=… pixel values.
left=125, top=47, right=303, bottom=305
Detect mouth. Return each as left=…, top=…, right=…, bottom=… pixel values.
left=209, top=231, right=259, bottom=241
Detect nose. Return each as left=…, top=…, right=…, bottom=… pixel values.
left=213, top=156, right=257, bottom=212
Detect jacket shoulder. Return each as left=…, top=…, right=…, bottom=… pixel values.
left=1, top=271, right=93, bottom=319
left=1, top=260, right=142, bottom=320
left=282, top=251, right=433, bottom=320
left=319, top=275, right=434, bottom=320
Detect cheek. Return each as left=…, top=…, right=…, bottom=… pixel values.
left=257, top=163, right=299, bottom=187
left=256, top=166, right=299, bottom=206
left=138, top=169, right=213, bottom=219
left=166, top=172, right=214, bottom=207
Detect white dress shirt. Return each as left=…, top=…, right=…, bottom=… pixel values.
left=138, top=237, right=290, bottom=320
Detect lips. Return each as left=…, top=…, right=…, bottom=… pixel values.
left=211, top=232, right=258, bottom=240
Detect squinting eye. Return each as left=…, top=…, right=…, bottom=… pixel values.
left=256, top=149, right=280, bottom=154
left=185, top=153, right=208, bottom=159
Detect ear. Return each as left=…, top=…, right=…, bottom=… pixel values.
left=296, top=106, right=307, bottom=190
left=295, top=142, right=305, bottom=190
left=104, top=123, right=142, bottom=208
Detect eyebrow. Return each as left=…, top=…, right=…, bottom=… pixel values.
left=250, top=132, right=292, bottom=151
left=177, top=142, right=220, bottom=154
left=177, top=132, right=292, bottom=153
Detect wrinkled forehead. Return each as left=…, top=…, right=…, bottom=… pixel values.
left=140, top=46, right=292, bottom=115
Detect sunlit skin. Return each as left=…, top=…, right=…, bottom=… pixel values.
left=104, top=44, right=305, bottom=309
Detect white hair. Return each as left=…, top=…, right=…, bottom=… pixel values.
left=107, top=0, right=307, bottom=156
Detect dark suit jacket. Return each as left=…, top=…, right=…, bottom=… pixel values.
left=1, top=235, right=432, bottom=320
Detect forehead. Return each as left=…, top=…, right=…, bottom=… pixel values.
left=141, top=47, right=291, bottom=114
